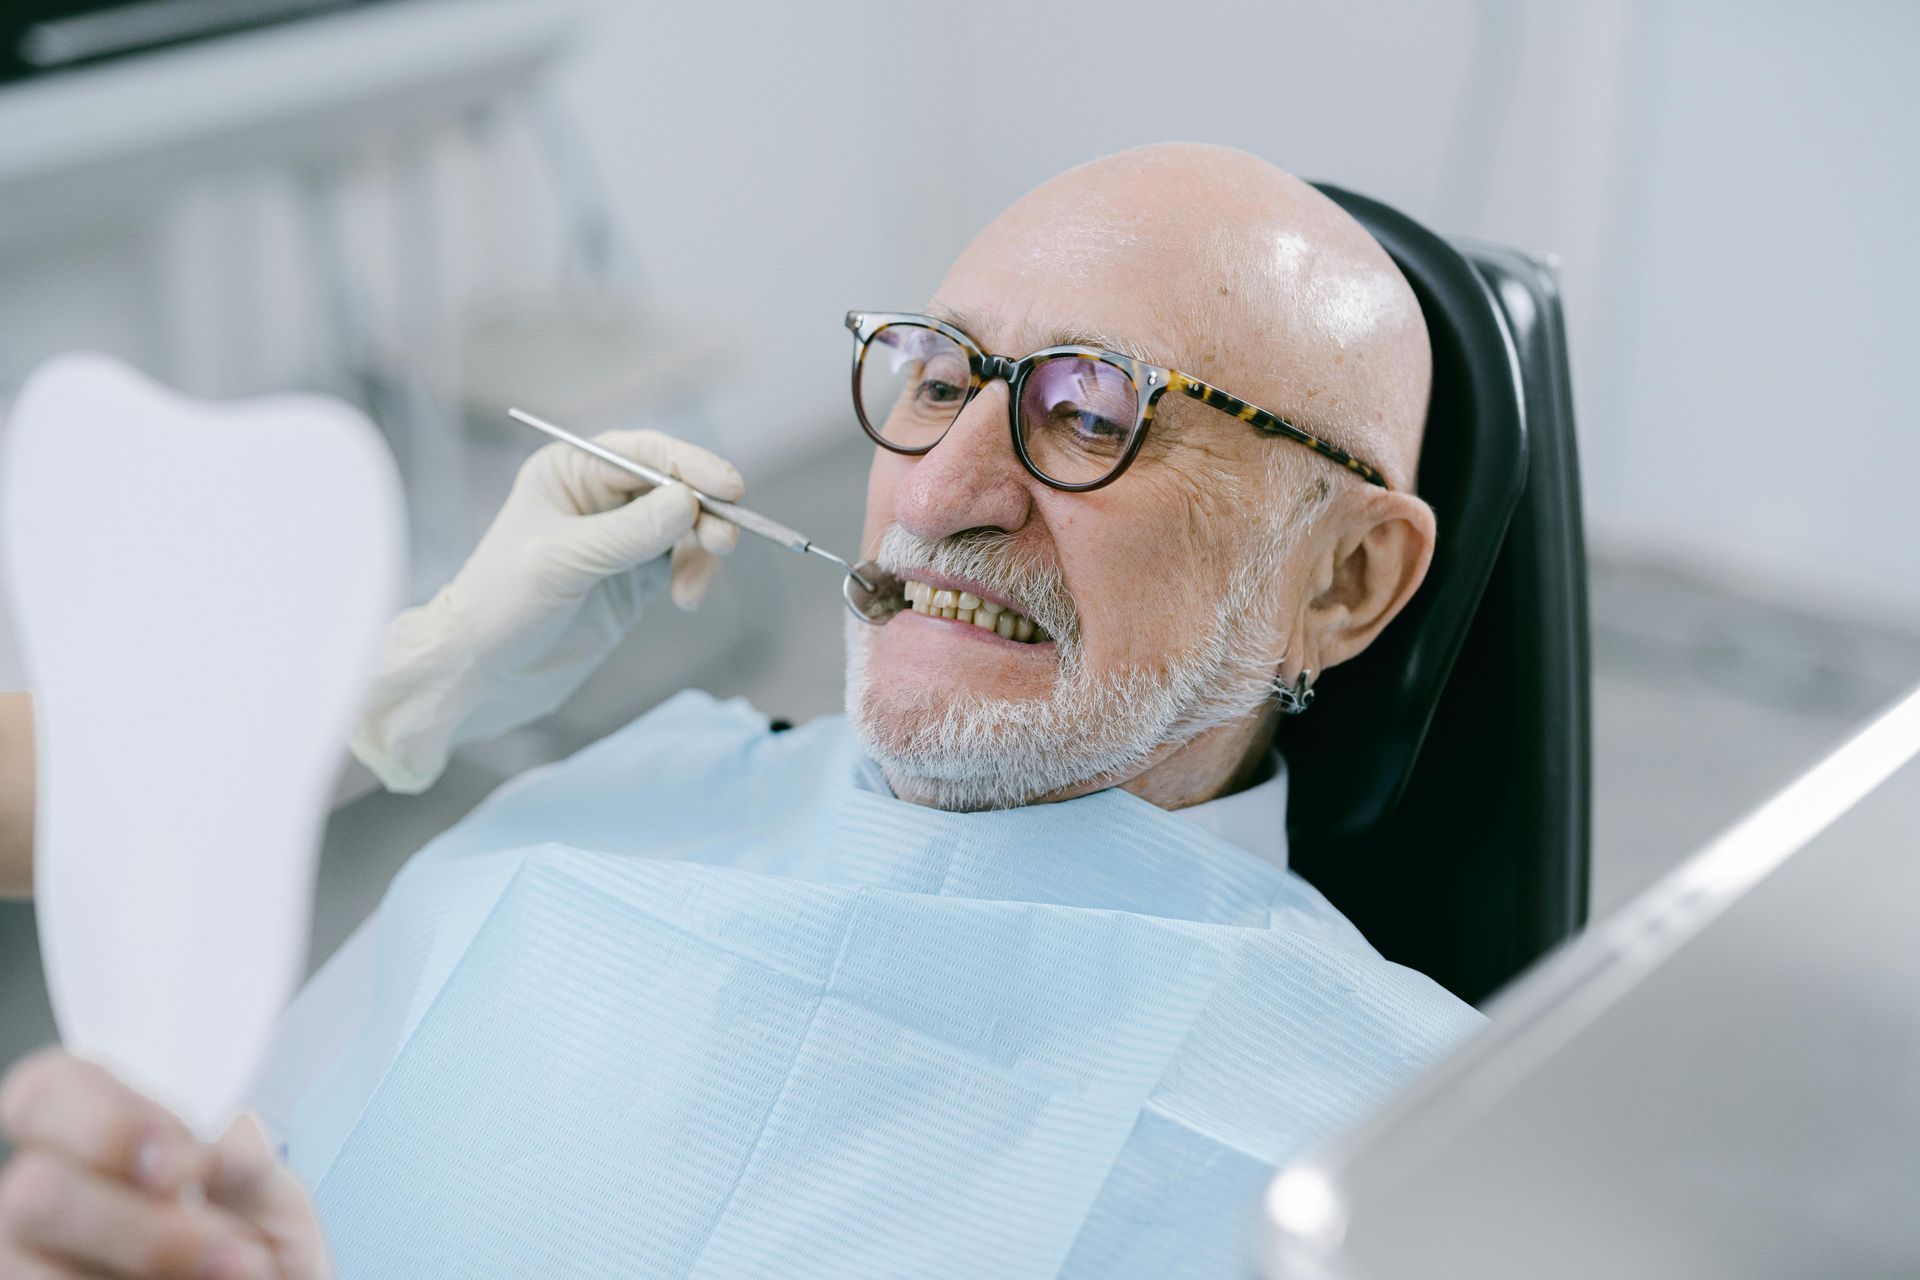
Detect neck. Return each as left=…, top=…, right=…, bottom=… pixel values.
left=1116, top=709, right=1278, bottom=810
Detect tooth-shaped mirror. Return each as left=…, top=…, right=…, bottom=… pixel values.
left=1, top=354, right=404, bottom=1138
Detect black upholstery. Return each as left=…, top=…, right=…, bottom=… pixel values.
left=1284, top=185, right=1592, bottom=1007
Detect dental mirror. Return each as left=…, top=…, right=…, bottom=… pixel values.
left=843, top=560, right=905, bottom=625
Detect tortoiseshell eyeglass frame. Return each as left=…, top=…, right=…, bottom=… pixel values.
left=845, top=310, right=1390, bottom=493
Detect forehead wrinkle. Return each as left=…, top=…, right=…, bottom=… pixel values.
left=1047, top=324, right=1161, bottom=365
left=927, top=300, right=1165, bottom=366
left=923, top=299, right=991, bottom=338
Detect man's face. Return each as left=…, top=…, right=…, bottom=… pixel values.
left=842, top=146, right=1436, bottom=812
left=843, top=220, right=1315, bottom=809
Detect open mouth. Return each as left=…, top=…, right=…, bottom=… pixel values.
left=897, top=576, right=1051, bottom=644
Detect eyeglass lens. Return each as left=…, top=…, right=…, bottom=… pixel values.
left=856, top=324, right=970, bottom=450
left=856, top=322, right=1140, bottom=487
left=1015, top=355, right=1138, bottom=485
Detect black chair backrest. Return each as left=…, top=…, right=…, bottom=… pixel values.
left=1284, top=185, right=1592, bottom=1006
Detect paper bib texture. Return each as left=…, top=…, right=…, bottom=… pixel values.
left=289, top=693, right=1481, bottom=1277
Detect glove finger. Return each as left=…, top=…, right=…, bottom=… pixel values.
left=694, top=511, right=739, bottom=557
left=592, top=430, right=745, bottom=502
left=516, top=439, right=651, bottom=515
left=670, top=535, right=723, bottom=612
left=554, top=482, right=699, bottom=580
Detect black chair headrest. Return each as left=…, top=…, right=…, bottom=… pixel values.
left=1284, top=185, right=1530, bottom=842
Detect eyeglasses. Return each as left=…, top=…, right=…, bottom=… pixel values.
left=846, top=310, right=1390, bottom=493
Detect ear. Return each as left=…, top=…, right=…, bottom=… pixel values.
left=1297, top=490, right=1436, bottom=675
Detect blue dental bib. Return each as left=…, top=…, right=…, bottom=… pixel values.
left=288, top=692, right=1481, bottom=1278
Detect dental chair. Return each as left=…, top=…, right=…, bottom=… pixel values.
left=1283, top=186, right=1591, bottom=1008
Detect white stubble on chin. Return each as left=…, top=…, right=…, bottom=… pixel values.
left=844, top=473, right=1331, bottom=810
left=841, top=594, right=1279, bottom=811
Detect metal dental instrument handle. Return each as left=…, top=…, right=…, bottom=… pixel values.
left=506, top=407, right=895, bottom=622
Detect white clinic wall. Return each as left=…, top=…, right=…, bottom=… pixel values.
left=555, top=0, right=1919, bottom=624
left=535, top=0, right=922, bottom=469
left=1578, top=0, right=1920, bottom=627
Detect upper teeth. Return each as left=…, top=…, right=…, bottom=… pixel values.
left=900, top=578, right=1045, bottom=643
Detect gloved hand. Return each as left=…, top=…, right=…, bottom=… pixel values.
left=348, top=429, right=744, bottom=793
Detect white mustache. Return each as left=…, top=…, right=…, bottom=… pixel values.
left=874, top=525, right=1081, bottom=652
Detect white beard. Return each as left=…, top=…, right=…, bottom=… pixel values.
left=843, top=524, right=1290, bottom=811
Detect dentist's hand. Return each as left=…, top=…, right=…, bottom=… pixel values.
left=0, top=1049, right=329, bottom=1279
left=349, top=429, right=744, bottom=793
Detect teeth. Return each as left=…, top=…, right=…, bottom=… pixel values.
left=898, top=577, right=1047, bottom=644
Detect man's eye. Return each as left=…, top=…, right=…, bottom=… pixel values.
left=917, top=379, right=966, bottom=405
left=1054, top=407, right=1128, bottom=445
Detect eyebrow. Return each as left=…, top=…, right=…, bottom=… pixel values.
left=925, top=303, right=1164, bottom=367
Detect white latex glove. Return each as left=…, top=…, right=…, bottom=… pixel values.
left=348, top=429, right=743, bottom=793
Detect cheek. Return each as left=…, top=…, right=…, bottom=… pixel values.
left=1049, top=478, right=1233, bottom=668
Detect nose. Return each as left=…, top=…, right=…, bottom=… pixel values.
left=891, top=380, right=1034, bottom=542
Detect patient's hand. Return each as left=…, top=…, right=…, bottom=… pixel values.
left=0, top=1049, right=328, bottom=1278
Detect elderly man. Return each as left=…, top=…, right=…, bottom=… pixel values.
left=0, top=144, right=1479, bottom=1279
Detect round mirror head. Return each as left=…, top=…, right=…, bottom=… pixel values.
left=842, top=560, right=903, bottom=626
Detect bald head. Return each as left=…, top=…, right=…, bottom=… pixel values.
left=939, top=143, right=1431, bottom=489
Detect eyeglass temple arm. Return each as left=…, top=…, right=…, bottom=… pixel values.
left=1167, top=373, right=1391, bottom=489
